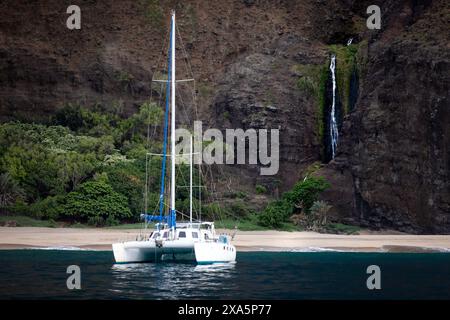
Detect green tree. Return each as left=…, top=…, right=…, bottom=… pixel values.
left=0, top=173, right=25, bottom=207
left=283, top=176, right=330, bottom=213
left=63, top=180, right=131, bottom=220
left=54, top=151, right=97, bottom=191
left=29, top=195, right=64, bottom=220
left=257, top=199, right=293, bottom=228
left=102, top=162, right=145, bottom=216
left=53, top=104, right=84, bottom=131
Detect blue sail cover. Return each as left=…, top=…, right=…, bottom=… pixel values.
left=140, top=214, right=167, bottom=223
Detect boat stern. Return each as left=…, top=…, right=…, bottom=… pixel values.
left=194, top=242, right=236, bottom=264
left=112, top=242, right=128, bottom=263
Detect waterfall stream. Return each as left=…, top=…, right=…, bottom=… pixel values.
left=329, top=54, right=339, bottom=159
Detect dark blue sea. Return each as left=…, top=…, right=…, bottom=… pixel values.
left=0, top=250, right=449, bottom=299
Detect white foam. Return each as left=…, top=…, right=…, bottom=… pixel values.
left=29, top=246, right=99, bottom=251
left=287, top=247, right=347, bottom=253
left=428, top=247, right=450, bottom=253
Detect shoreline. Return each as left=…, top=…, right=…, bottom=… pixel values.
left=1, top=227, right=450, bottom=253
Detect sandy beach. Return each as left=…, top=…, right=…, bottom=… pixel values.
left=1, top=227, right=450, bottom=252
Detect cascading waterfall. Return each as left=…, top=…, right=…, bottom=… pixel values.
left=329, top=54, right=339, bottom=159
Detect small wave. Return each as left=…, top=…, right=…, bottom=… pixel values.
left=30, top=246, right=97, bottom=251
left=381, top=245, right=450, bottom=253
left=246, top=247, right=350, bottom=253
left=427, top=247, right=450, bottom=253
left=287, top=247, right=347, bottom=253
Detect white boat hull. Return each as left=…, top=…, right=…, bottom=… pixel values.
left=112, top=224, right=237, bottom=264
left=112, top=240, right=195, bottom=263
left=194, top=242, right=236, bottom=264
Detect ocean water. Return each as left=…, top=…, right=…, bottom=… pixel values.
left=0, top=250, right=449, bottom=299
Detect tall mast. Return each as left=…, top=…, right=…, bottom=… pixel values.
left=189, top=136, right=193, bottom=224
left=170, top=11, right=176, bottom=229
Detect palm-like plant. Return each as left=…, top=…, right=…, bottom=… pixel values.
left=0, top=173, right=25, bottom=207
left=310, top=200, right=332, bottom=227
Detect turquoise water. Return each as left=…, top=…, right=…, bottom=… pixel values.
left=0, top=250, right=449, bottom=299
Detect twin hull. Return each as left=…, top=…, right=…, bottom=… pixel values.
left=113, top=239, right=236, bottom=264
left=113, top=240, right=194, bottom=263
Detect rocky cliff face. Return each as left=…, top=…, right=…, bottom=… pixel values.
left=0, top=0, right=448, bottom=233
left=0, top=0, right=157, bottom=121
left=318, top=0, right=450, bottom=233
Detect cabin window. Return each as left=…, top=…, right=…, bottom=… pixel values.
left=163, top=231, right=169, bottom=239
left=192, top=232, right=198, bottom=239
left=178, top=231, right=186, bottom=238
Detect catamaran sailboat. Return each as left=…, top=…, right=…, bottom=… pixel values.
left=112, top=11, right=236, bottom=264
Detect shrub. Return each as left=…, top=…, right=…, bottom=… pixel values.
left=3, top=200, right=28, bottom=216
left=48, top=219, right=57, bottom=228
left=30, top=195, right=64, bottom=220
left=257, top=199, right=293, bottom=228
left=324, top=223, right=360, bottom=235
left=105, top=215, right=120, bottom=226
left=0, top=172, right=24, bottom=207
left=283, top=176, right=330, bottom=213
left=87, top=216, right=105, bottom=227
left=201, top=203, right=229, bottom=221
left=63, top=180, right=131, bottom=221
left=255, top=184, right=267, bottom=194
left=103, top=163, right=145, bottom=216
left=310, top=200, right=332, bottom=223
left=53, top=104, right=84, bottom=131
left=236, top=191, right=248, bottom=199
left=230, top=200, right=253, bottom=217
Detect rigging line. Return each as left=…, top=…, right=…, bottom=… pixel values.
left=160, top=200, right=192, bottom=220
left=210, top=166, right=235, bottom=221
left=174, top=161, right=201, bottom=219
left=170, top=45, right=200, bottom=218
left=172, top=56, right=194, bottom=131
left=176, top=86, right=193, bottom=129
left=205, top=167, right=218, bottom=222
left=174, top=24, right=202, bottom=223
left=151, top=24, right=170, bottom=89
left=206, top=165, right=219, bottom=222
left=148, top=157, right=164, bottom=214
left=148, top=194, right=164, bottom=220
left=172, top=24, right=235, bottom=224
left=203, top=163, right=240, bottom=223
left=167, top=161, right=201, bottom=220
left=148, top=24, right=170, bottom=147
left=176, top=23, right=199, bottom=121
left=143, top=27, right=170, bottom=227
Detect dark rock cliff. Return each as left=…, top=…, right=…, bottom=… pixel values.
left=0, top=0, right=448, bottom=232
left=317, top=0, right=450, bottom=233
